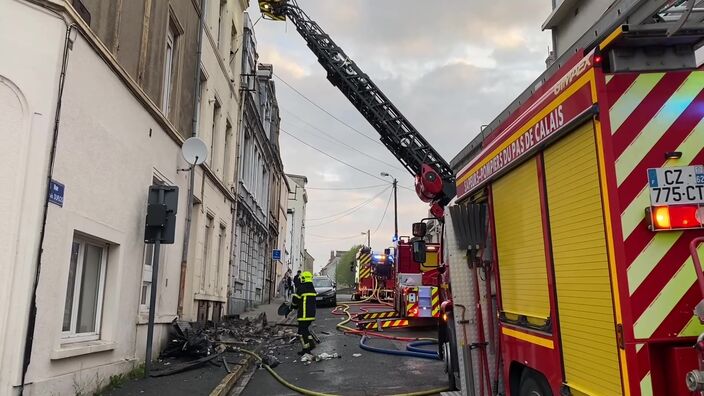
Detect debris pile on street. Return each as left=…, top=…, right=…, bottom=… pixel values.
left=151, top=313, right=295, bottom=377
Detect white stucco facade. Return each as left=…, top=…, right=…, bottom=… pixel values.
left=285, top=174, right=308, bottom=274
left=180, top=0, right=248, bottom=322
left=274, top=175, right=291, bottom=291
left=0, top=1, right=242, bottom=394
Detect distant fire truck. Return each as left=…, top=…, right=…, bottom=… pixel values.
left=392, top=236, right=441, bottom=320
left=354, top=235, right=443, bottom=331
left=352, top=247, right=374, bottom=301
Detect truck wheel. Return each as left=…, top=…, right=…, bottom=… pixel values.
left=518, top=370, right=552, bottom=396
left=443, top=312, right=460, bottom=390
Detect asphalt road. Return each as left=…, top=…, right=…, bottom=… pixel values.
left=237, top=294, right=448, bottom=396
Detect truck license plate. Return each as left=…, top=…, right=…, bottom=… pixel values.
left=647, top=165, right=704, bottom=206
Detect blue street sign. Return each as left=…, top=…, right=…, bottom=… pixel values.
left=272, top=249, right=281, bottom=261
left=49, top=180, right=65, bottom=207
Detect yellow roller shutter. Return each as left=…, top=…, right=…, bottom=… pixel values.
left=493, top=157, right=550, bottom=321
left=544, top=122, right=622, bottom=396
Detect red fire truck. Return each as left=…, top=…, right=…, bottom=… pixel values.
left=352, top=247, right=396, bottom=301
left=354, top=236, right=443, bottom=330
left=392, top=236, right=441, bottom=320
left=439, top=5, right=704, bottom=396
left=352, top=247, right=374, bottom=301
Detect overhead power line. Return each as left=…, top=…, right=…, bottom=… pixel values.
left=308, top=186, right=390, bottom=223
left=281, top=112, right=406, bottom=174
left=308, top=189, right=392, bottom=240
left=308, top=232, right=367, bottom=241
left=280, top=127, right=414, bottom=191
left=273, top=72, right=382, bottom=146
left=306, top=184, right=388, bottom=191
left=372, top=188, right=393, bottom=235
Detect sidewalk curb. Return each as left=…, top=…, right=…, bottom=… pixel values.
left=209, top=316, right=295, bottom=396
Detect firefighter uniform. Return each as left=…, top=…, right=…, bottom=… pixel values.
left=291, top=271, right=317, bottom=354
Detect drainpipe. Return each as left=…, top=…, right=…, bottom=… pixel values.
left=177, top=0, right=206, bottom=317
left=21, top=21, right=77, bottom=394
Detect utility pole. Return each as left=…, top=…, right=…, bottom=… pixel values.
left=367, top=229, right=370, bottom=247
left=381, top=172, right=398, bottom=241
left=392, top=178, right=398, bottom=241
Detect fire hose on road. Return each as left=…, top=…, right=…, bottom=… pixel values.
left=241, top=279, right=448, bottom=395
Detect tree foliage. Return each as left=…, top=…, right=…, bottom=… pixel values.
left=335, top=244, right=362, bottom=287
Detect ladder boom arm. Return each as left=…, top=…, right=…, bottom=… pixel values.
left=262, top=1, right=456, bottom=208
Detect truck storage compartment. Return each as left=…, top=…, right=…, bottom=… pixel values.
left=544, top=122, right=622, bottom=395
left=492, top=156, right=550, bottom=326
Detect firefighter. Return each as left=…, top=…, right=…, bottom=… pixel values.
left=291, top=271, right=317, bottom=355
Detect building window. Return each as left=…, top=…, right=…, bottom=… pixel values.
left=216, top=224, right=226, bottom=289
left=229, top=21, right=238, bottom=70
left=210, top=99, right=221, bottom=169
left=162, top=17, right=180, bottom=115
left=196, top=70, right=208, bottom=133
left=240, top=132, right=251, bottom=183
left=202, top=214, right=214, bottom=290
left=224, top=119, right=233, bottom=183
left=217, top=0, right=226, bottom=46
left=62, top=236, right=108, bottom=341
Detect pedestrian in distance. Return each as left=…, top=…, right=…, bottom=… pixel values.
left=293, top=270, right=302, bottom=293
left=286, top=270, right=294, bottom=302
left=291, top=271, right=317, bottom=355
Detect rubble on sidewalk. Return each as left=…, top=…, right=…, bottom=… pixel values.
left=154, top=312, right=297, bottom=377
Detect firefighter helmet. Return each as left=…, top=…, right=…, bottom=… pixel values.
left=301, top=271, right=313, bottom=283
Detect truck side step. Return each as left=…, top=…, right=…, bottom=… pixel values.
left=360, top=319, right=410, bottom=330
left=358, top=311, right=399, bottom=320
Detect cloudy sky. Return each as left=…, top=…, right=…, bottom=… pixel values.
left=248, top=1, right=553, bottom=272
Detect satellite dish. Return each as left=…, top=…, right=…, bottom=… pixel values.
left=181, top=137, right=208, bottom=165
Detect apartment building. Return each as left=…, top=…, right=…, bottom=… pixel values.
left=181, top=0, right=248, bottom=324
left=274, top=175, right=292, bottom=295
left=0, top=0, right=246, bottom=394
left=286, top=174, right=308, bottom=274
left=228, top=14, right=285, bottom=314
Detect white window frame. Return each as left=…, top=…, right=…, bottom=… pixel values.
left=161, top=26, right=175, bottom=114
left=61, top=237, right=108, bottom=343
left=201, top=213, right=215, bottom=291
left=139, top=243, right=166, bottom=313
left=216, top=223, right=226, bottom=289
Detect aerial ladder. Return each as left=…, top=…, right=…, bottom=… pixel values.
left=258, top=0, right=456, bottom=218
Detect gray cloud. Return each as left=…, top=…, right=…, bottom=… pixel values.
left=250, top=0, right=552, bottom=269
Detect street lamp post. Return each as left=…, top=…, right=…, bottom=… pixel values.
left=361, top=230, right=370, bottom=247
left=381, top=172, right=398, bottom=241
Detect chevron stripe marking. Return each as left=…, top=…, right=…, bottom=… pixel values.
left=679, top=315, right=704, bottom=337
left=633, top=244, right=704, bottom=339
left=640, top=372, right=653, bottom=396
left=627, top=232, right=682, bottom=295
left=615, top=73, right=704, bottom=185
left=609, top=73, right=665, bottom=134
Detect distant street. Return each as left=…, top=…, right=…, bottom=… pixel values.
left=237, top=294, right=448, bottom=396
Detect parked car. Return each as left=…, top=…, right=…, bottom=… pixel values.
left=312, top=276, right=337, bottom=306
